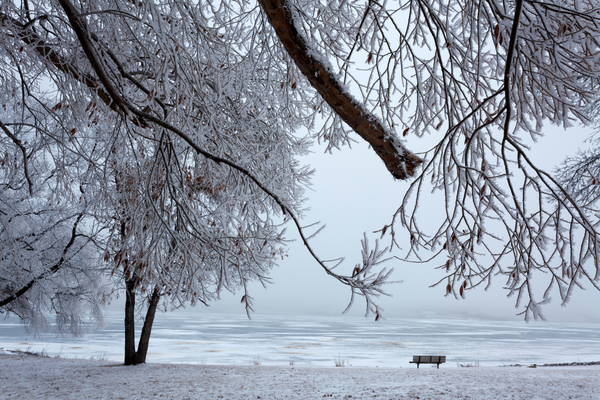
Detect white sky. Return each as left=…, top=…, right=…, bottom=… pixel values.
left=200, top=122, right=600, bottom=323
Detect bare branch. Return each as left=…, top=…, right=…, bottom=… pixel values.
left=0, top=119, right=33, bottom=196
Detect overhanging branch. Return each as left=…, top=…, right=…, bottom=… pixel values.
left=258, top=0, right=422, bottom=180
left=4, top=0, right=395, bottom=314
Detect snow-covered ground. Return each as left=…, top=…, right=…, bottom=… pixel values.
left=1, top=351, right=599, bottom=399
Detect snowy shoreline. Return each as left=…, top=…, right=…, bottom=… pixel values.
left=2, top=352, right=599, bottom=399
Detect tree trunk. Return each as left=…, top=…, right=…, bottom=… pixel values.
left=124, top=280, right=161, bottom=365
left=124, top=278, right=137, bottom=365
left=134, top=287, right=161, bottom=364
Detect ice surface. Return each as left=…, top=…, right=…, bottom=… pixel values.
left=1, top=311, right=598, bottom=367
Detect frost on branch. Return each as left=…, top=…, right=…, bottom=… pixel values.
left=4, top=0, right=599, bottom=336
left=295, top=225, right=395, bottom=318
left=258, top=0, right=600, bottom=317
left=0, top=204, right=109, bottom=336
left=342, top=234, right=395, bottom=318
left=0, top=107, right=110, bottom=335
left=258, top=0, right=423, bottom=180
left=374, top=0, right=600, bottom=320
left=0, top=0, right=396, bottom=339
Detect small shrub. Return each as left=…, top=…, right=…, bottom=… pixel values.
left=7, top=347, right=49, bottom=358
left=457, top=361, right=480, bottom=368
left=334, top=354, right=348, bottom=367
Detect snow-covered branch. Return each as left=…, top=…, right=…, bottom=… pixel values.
left=258, top=0, right=423, bottom=180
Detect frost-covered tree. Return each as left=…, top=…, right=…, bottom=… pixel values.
left=0, top=90, right=110, bottom=336
left=258, top=0, right=600, bottom=320
left=1, top=0, right=393, bottom=364
left=556, top=99, right=600, bottom=207
left=0, top=198, right=109, bottom=336
left=2, top=0, right=600, bottom=364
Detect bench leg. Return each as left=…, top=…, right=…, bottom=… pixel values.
left=417, top=363, right=420, bottom=369
left=437, top=363, right=440, bottom=369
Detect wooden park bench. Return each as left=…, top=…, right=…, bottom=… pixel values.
left=410, top=355, right=446, bottom=368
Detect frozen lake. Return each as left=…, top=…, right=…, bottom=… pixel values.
left=1, top=311, right=598, bottom=367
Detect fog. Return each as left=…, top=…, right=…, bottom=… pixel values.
left=153, top=123, right=599, bottom=324
left=100, top=124, right=599, bottom=323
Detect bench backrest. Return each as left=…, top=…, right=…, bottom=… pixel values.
left=412, top=355, right=446, bottom=363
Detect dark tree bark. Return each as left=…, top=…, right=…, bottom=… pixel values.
left=134, top=287, right=161, bottom=364
left=257, top=0, right=423, bottom=180
left=124, top=277, right=137, bottom=365
left=124, top=278, right=161, bottom=366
